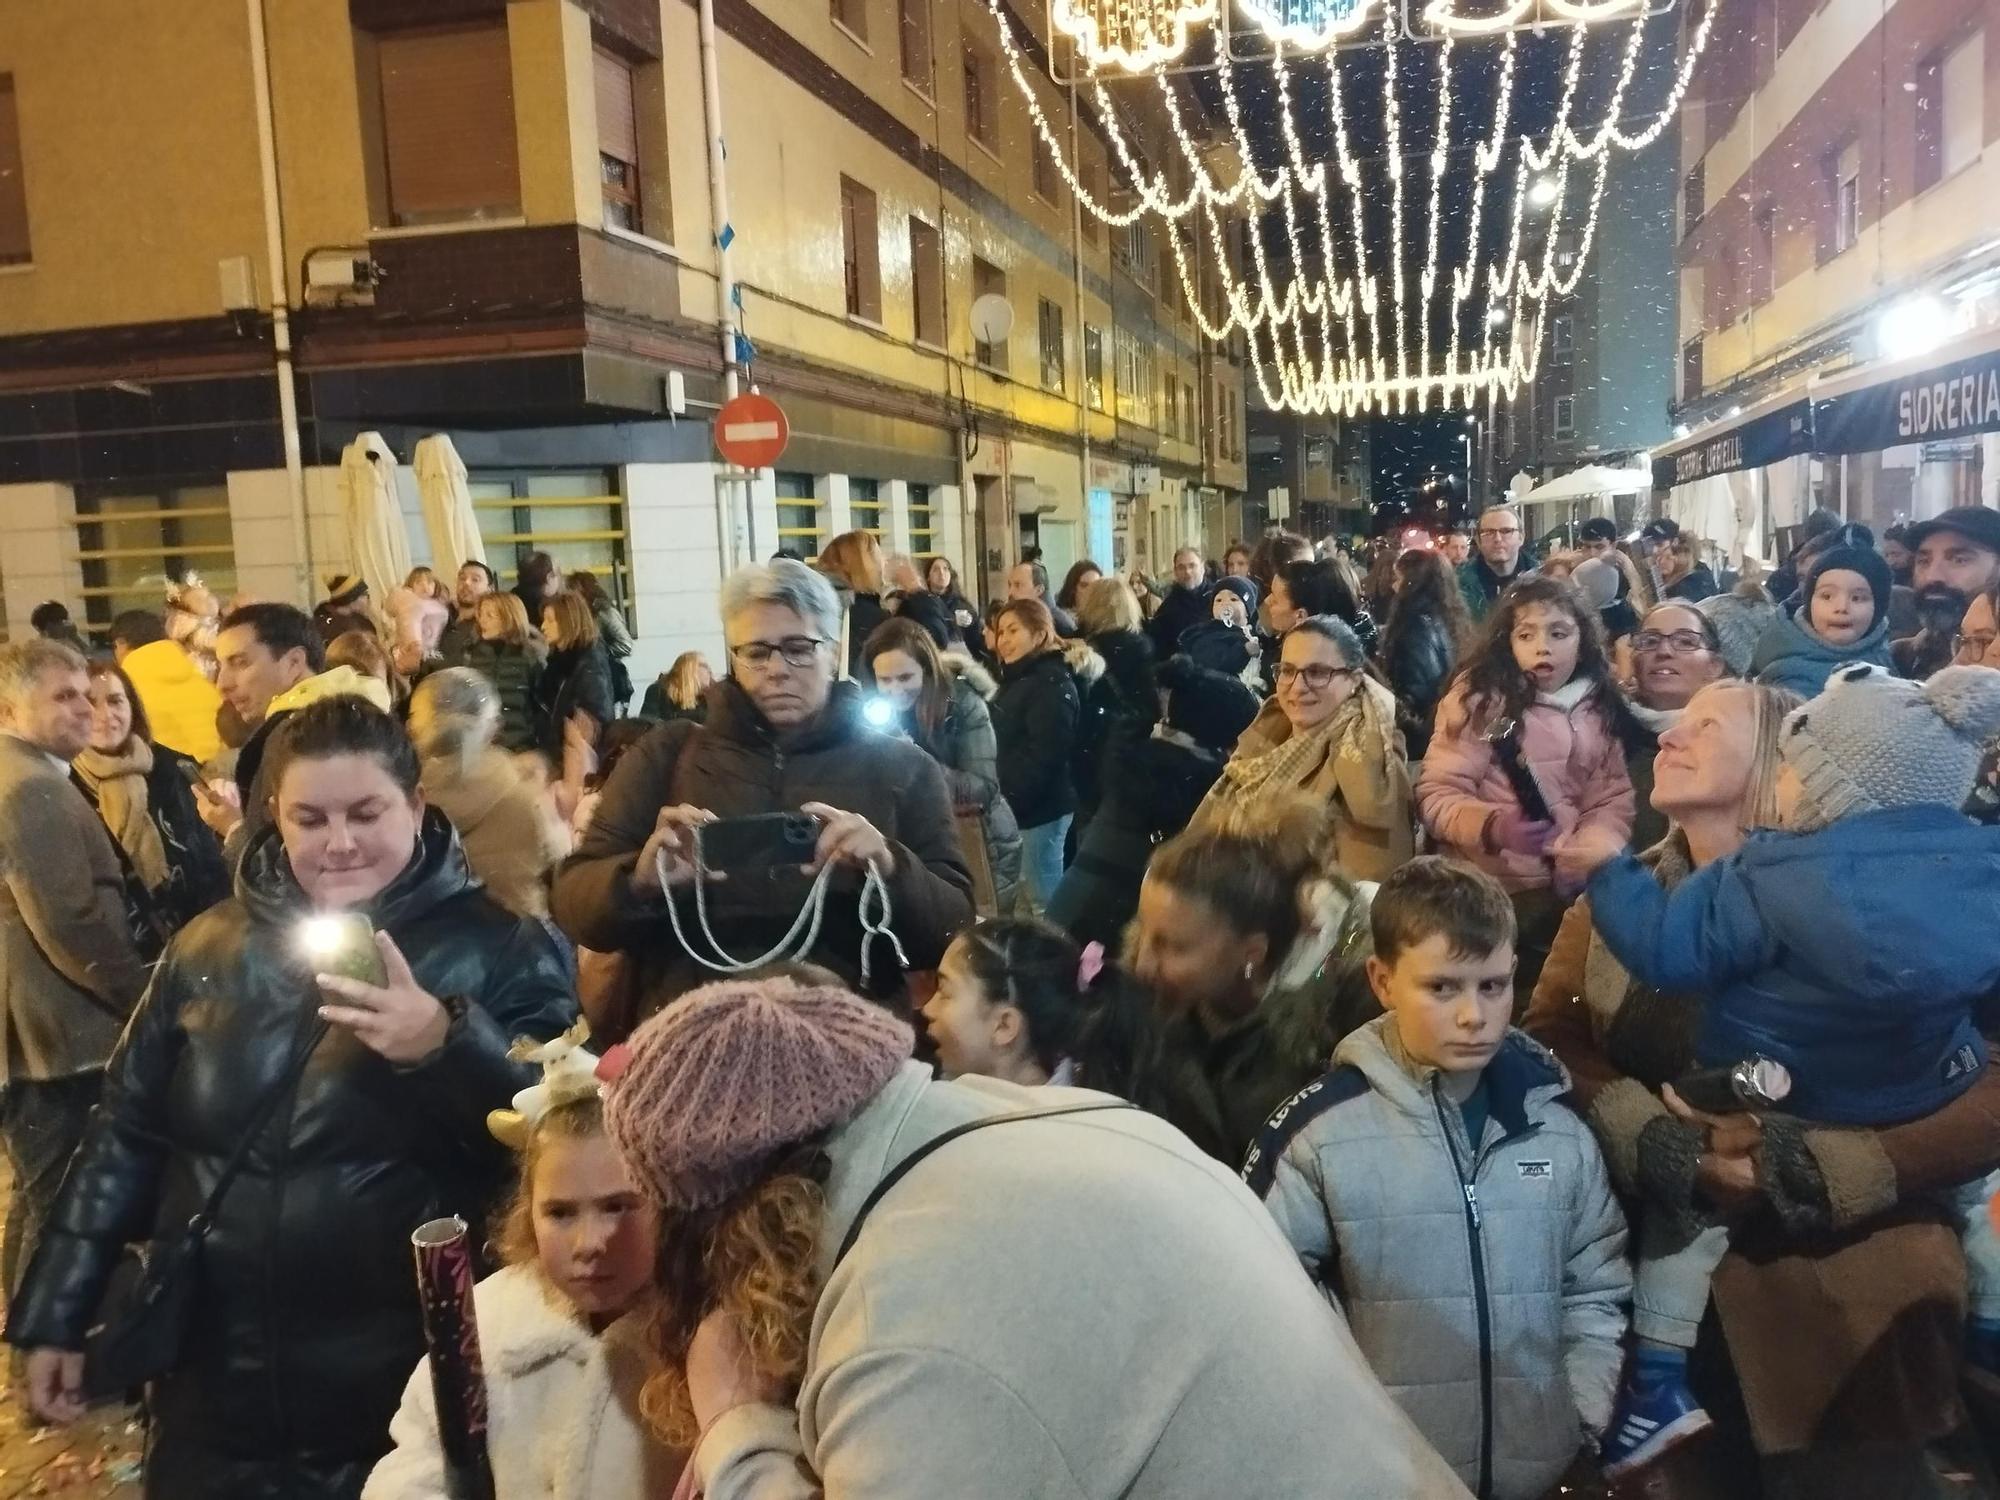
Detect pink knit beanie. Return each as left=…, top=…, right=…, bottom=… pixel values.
left=603, top=976, right=914, bottom=1210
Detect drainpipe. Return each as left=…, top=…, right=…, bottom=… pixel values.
left=698, top=0, right=748, bottom=569
left=246, top=0, right=310, bottom=603
left=1069, top=77, right=1091, bottom=552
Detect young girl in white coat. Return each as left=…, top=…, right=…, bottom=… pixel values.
left=364, top=1028, right=685, bottom=1500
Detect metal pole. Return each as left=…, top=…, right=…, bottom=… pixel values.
left=245, top=0, right=310, bottom=604
left=1069, top=76, right=1091, bottom=557
left=698, top=0, right=748, bottom=571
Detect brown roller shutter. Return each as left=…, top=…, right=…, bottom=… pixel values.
left=0, top=76, right=30, bottom=264
left=594, top=49, right=638, bottom=167
left=379, top=24, right=520, bottom=225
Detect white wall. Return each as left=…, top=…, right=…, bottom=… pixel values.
left=0, top=482, right=83, bottom=639
left=622, top=462, right=730, bottom=697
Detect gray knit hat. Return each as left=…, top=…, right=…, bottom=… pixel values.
left=1697, top=586, right=1780, bottom=677
left=1781, top=663, right=2000, bottom=829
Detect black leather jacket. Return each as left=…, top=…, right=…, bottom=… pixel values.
left=8, top=811, right=575, bottom=1500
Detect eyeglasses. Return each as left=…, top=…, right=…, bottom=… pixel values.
left=1632, top=629, right=1713, bottom=655
left=1956, top=632, right=1998, bottom=659
left=1275, top=663, right=1356, bottom=691
left=730, top=636, right=827, bottom=669
left=1477, top=526, right=1520, bottom=540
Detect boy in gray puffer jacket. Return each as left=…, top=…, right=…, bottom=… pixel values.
left=1246, top=858, right=1630, bottom=1500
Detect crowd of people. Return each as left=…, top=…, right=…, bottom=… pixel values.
left=0, top=501, right=1995, bottom=1500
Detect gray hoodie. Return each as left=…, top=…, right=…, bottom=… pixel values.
left=1248, top=1021, right=1630, bottom=1500
left=695, top=1060, right=1470, bottom=1499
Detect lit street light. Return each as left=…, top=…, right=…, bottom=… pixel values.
left=1528, top=177, right=1560, bottom=209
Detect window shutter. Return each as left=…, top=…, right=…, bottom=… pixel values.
left=0, top=76, right=29, bottom=264
left=594, top=49, right=638, bottom=167
left=379, top=24, right=521, bottom=225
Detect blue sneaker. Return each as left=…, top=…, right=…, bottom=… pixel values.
left=1599, top=1366, right=1713, bottom=1478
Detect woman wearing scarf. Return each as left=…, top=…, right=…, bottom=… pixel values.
left=1620, top=601, right=1732, bottom=848
left=74, top=660, right=230, bottom=939
left=1196, top=615, right=1413, bottom=882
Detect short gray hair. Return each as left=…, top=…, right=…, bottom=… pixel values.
left=0, top=639, right=87, bottom=704
left=409, top=667, right=499, bottom=766
left=720, top=559, right=843, bottom=641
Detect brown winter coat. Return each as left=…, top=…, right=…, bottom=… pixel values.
left=419, top=748, right=568, bottom=920
left=551, top=681, right=973, bottom=1017
left=1525, top=834, right=2000, bottom=1474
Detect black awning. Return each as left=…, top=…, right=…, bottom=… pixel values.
left=1652, top=399, right=1814, bottom=489
left=1814, top=341, right=2000, bottom=453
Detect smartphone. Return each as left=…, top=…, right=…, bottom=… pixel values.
left=299, top=913, right=390, bottom=987
left=178, top=761, right=214, bottom=796
left=698, top=812, right=825, bottom=873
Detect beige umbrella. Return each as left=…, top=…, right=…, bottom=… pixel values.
left=338, top=432, right=413, bottom=609
left=413, top=433, right=487, bottom=570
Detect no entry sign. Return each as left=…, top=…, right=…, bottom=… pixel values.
left=714, top=391, right=789, bottom=469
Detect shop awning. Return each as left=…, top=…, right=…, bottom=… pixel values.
left=1651, top=389, right=1815, bottom=490
left=1812, top=324, right=2000, bottom=453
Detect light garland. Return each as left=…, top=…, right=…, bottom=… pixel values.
left=980, top=0, right=1715, bottom=414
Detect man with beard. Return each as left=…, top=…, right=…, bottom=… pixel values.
left=1895, top=509, right=2000, bottom=679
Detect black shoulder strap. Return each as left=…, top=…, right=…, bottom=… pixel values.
left=832, top=1100, right=1132, bottom=1269
left=185, top=1012, right=331, bottom=1236
left=1240, top=1066, right=1369, bottom=1200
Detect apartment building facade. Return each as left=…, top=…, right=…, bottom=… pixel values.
left=1653, top=0, right=2000, bottom=557
left=0, top=0, right=1246, bottom=679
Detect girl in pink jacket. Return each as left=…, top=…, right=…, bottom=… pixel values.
left=1418, top=574, right=1635, bottom=920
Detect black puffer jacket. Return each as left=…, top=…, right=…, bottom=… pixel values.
left=551, top=680, right=974, bottom=1017
left=1072, top=630, right=1158, bottom=828
left=7, top=812, right=574, bottom=1500
left=990, top=649, right=1083, bottom=831
left=534, top=640, right=614, bottom=755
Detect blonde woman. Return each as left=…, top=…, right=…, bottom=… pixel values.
left=818, top=530, right=888, bottom=678
left=641, top=651, right=714, bottom=725
left=468, top=592, right=544, bottom=751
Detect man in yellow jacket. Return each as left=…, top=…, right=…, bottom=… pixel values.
left=111, top=610, right=222, bottom=765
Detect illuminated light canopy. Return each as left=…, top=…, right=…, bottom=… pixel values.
left=987, top=0, right=1715, bottom=413
left=1237, top=0, right=1381, bottom=50
left=1051, top=0, right=1218, bottom=72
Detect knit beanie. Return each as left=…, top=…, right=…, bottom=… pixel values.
left=602, top=976, right=913, bottom=1210
left=1697, top=586, right=1780, bottom=677
left=1781, top=663, right=2000, bottom=829
left=1213, top=574, right=1260, bottom=614
left=1572, top=556, right=1621, bottom=611
left=1803, top=544, right=1891, bottom=625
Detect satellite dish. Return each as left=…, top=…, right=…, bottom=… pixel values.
left=969, top=293, right=1015, bottom=346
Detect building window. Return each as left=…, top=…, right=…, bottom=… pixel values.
left=0, top=75, right=28, bottom=265
left=1038, top=298, right=1066, bottom=393
left=963, top=44, right=996, bottom=150
left=909, top=482, right=936, bottom=555
left=468, top=471, right=629, bottom=609
left=1553, top=396, right=1576, bottom=438
left=840, top=176, right=881, bottom=323
left=594, top=49, right=642, bottom=234
left=831, top=0, right=867, bottom=43
left=849, top=477, right=883, bottom=535
left=909, top=215, right=944, bottom=347
left=1121, top=221, right=1155, bottom=291
left=1918, top=30, right=1984, bottom=191
left=73, top=486, right=237, bottom=640
left=1681, top=161, right=1703, bottom=241
left=775, top=472, right=824, bottom=559
left=1161, top=369, right=1177, bottom=439
left=373, top=22, right=522, bottom=227
left=972, top=256, right=1008, bottom=371
left=1551, top=314, right=1574, bottom=365
left=1681, top=335, right=1703, bottom=401
left=899, top=0, right=932, bottom=91
left=1033, top=133, right=1060, bottom=204
left=1083, top=326, right=1105, bottom=410
left=1828, top=141, right=1861, bottom=257
left=1752, top=204, right=1776, bottom=304
left=1115, top=330, right=1154, bottom=427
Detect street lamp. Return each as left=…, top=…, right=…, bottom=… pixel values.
left=1528, top=177, right=1560, bottom=209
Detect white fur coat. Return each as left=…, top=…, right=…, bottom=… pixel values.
left=362, top=1264, right=684, bottom=1500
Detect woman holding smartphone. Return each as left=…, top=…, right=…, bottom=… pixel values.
left=10, top=696, right=576, bottom=1500
left=73, top=659, right=230, bottom=938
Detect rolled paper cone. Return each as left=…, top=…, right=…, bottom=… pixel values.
left=412, top=1216, right=496, bottom=1500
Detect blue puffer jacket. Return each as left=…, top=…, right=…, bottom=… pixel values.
left=1587, top=804, right=2000, bottom=1125
left=1750, top=609, right=1892, bottom=698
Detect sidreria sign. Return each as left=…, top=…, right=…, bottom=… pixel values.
left=1817, top=344, right=2000, bottom=453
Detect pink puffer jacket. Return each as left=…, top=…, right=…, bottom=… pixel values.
left=1416, top=677, right=1635, bottom=892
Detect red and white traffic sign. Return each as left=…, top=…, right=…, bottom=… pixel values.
left=714, top=391, right=789, bottom=469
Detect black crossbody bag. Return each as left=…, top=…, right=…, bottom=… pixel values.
left=832, top=1100, right=1133, bottom=1269
left=82, top=1013, right=331, bottom=1399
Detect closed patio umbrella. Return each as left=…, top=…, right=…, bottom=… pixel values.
left=339, top=432, right=413, bottom=609
left=414, top=433, right=487, bottom=571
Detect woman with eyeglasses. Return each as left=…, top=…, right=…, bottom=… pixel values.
left=551, top=560, right=974, bottom=1021
left=1621, top=602, right=1732, bottom=848
left=1957, top=582, right=2000, bottom=670
left=1194, top=616, right=1413, bottom=883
